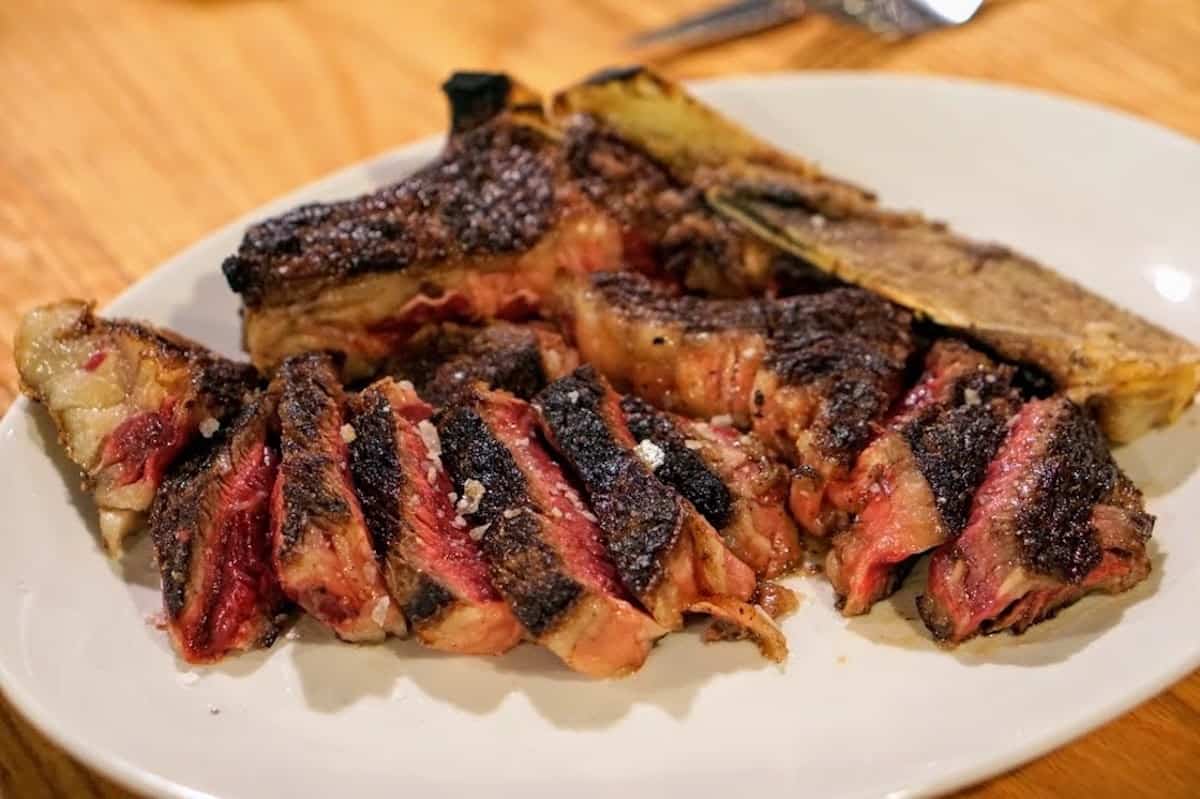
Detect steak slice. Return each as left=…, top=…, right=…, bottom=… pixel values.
left=149, top=393, right=287, bottom=664
left=389, top=322, right=579, bottom=407
left=537, top=367, right=785, bottom=659
left=438, top=386, right=666, bottom=677
left=15, top=301, right=258, bottom=555
left=224, top=77, right=623, bottom=379
left=620, top=395, right=800, bottom=578
left=916, top=396, right=1154, bottom=644
left=825, top=341, right=1021, bottom=615
left=270, top=354, right=404, bottom=642
left=555, top=272, right=913, bottom=534
left=347, top=378, right=522, bottom=655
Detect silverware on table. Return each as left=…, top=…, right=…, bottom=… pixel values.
left=629, top=0, right=983, bottom=50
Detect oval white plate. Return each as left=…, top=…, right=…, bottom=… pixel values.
left=1, top=73, right=1198, bottom=799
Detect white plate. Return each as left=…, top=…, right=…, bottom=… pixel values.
left=1, top=73, right=1198, bottom=799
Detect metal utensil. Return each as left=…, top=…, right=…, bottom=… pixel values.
left=629, top=0, right=983, bottom=50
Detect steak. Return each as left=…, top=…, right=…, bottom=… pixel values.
left=916, top=396, right=1154, bottom=644
left=149, top=393, right=288, bottom=664
left=620, top=395, right=800, bottom=578
left=347, top=378, right=522, bottom=654
left=15, top=301, right=258, bottom=554
left=270, top=354, right=404, bottom=642
left=389, top=322, right=579, bottom=406
left=554, top=271, right=913, bottom=534
left=224, top=76, right=623, bottom=379
left=825, top=341, right=1021, bottom=615
left=438, top=385, right=666, bottom=677
left=536, top=367, right=786, bottom=659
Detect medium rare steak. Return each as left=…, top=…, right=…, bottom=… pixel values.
left=620, top=395, right=799, bottom=578
left=149, top=393, right=288, bottom=664
left=554, top=272, right=913, bottom=534
left=438, top=385, right=665, bottom=677
left=917, top=396, right=1153, bottom=644
left=825, top=341, right=1021, bottom=615
left=347, top=378, right=522, bottom=654
left=270, top=354, right=404, bottom=642
left=15, top=301, right=258, bottom=554
left=537, top=367, right=786, bottom=659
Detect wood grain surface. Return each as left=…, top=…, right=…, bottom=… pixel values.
left=1, top=1, right=1198, bottom=796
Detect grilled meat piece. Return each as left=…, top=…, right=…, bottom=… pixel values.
left=826, top=341, right=1021, bottom=615
left=438, top=386, right=666, bottom=677
left=537, top=368, right=786, bottom=659
left=620, top=395, right=799, bottom=578
left=225, top=78, right=622, bottom=379
left=150, top=393, right=287, bottom=664
left=916, top=396, right=1154, bottom=644
left=270, top=354, right=404, bottom=642
left=554, top=272, right=913, bottom=534
left=390, top=322, right=579, bottom=406
left=15, top=301, right=258, bottom=555
left=347, top=378, right=522, bottom=654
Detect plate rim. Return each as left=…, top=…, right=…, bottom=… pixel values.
left=1, top=70, right=1197, bottom=799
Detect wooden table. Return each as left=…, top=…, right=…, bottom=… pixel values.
left=2, top=1, right=1198, bottom=795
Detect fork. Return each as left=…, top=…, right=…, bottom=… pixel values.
left=629, top=0, right=983, bottom=49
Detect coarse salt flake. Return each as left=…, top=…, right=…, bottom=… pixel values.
left=634, top=439, right=666, bottom=471
left=469, top=523, right=490, bottom=541
left=339, top=423, right=357, bottom=444
left=456, top=479, right=485, bottom=515
left=198, top=417, right=221, bottom=438
left=710, top=414, right=734, bottom=428
left=963, top=388, right=982, bottom=406
left=684, top=439, right=703, bottom=450
left=370, top=596, right=391, bottom=626
left=502, top=507, right=522, bottom=519
left=417, top=420, right=441, bottom=457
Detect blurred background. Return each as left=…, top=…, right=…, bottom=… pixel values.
left=1, top=1, right=1199, bottom=797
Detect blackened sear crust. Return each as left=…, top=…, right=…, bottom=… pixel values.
left=223, top=120, right=560, bottom=307
left=620, top=395, right=733, bottom=528
left=405, top=577, right=455, bottom=625
left=345, top=388, right=404, bottom=561
left=436, top=400, right=582, bottom=636
left=1016, top=400, right=1129, bottom=582
left=537, top=368, right=682, bottom=597
left=426, top=325, right=548, bottom=406
left=588, top=272, right=767, bottom=333
left=902, top=365, right=1020, bottom=536
left=442, top=72, right=513, bottom=134
left=436, top=404, right=527, bottom=523
left=275, top=353, right=350, bottom=554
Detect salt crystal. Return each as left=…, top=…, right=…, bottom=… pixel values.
left=580, top=510, right=598, bottom=523
left=198, top=417, right=221, bottom=439
left=370, top=596, right=391, bottom=626
left=417, top=420, right=441, bottom=457
left=811, top=214, right=827, bottom=228
left=456, top=479, right=485, bottom=515
left=566, top=390, right=579, bottom=404
left=634, top=439, right=666, bottom=471
left=452, top=516, right=467, bottom=528
left=549, top=507, right=563, bottom=519
left=710, top=414, right=734, bottom=428
left=502, top=507, right=521, bottom=519
left=684, top=439, right=703, bottom=451
left=963, top=388, right=982, bottom=406
left=339, top=423, right=357, bottom=444
left=427, top=465, right=438, bottom=484
left=469, top=523, right=490, bottom=541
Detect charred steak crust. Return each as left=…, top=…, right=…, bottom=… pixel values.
left=275, top=354, right=351, bottom=555
left=222, top=121, right=561, bottom=308
left=428, top=325, right=549, bottom=405
left=536, top=367, right=681, bottom=598
left=436, top=401, right=584, bottom=635
left=588, top=271, right=767, bottom=333
left=1018, top=400, right=1139, bottom=582
left=620, top=395, right=734, bottom=528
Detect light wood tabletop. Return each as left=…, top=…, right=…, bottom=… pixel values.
left=2, top=0, right=1199, bottom=796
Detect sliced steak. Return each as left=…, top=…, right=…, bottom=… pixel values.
left=270, top=354, right=404, bottom=642
left=347, top=378, right=522, bottom=655
left=825, top=341, right=1021, bottom=615
left=438, top=386, right=666, bottom=677
left=917, top=396, right=1154, bottom=644
left=620, top=395, right=800, bottom=578
left=390, top=322, right=579, bottom=406
left=555, top=272, right=913, bottom=534
left=15, top=301, right=258, bottom=554
left=537, top=367, right=785, bottom=659
left=149, top=393, right=287, bottom=664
